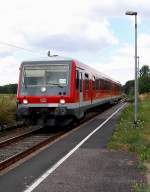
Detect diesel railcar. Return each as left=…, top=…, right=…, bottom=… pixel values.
left=16, top=57, right=122, bottom=126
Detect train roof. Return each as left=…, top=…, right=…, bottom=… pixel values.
left=22, top=56, right=72, bottom=63
left=21, top=56, right=121, bottom=85
left=74, top=60, right=121, bottom=85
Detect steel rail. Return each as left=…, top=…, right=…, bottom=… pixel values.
left=0, top=131, right=65, bottom=171
left=0, top=127, right=42, bottom=148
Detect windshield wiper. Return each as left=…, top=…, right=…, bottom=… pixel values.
left=48, top=83, right=64, bottom=88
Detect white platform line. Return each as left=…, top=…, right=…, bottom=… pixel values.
left=24, top=103, right=126, bottom=192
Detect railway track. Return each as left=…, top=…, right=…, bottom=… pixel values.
left=0, top=129, right=66, bottom=171
left=0, top=128, right=42, bottom=148
left=0, top=117, right=93, bottom=172
left=0, top=103, right=121, bottom=172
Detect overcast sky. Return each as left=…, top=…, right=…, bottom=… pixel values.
left=0, top=0, right=150, bottom=85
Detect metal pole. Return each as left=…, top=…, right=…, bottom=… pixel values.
left=137, top=56, right=140, bottom=95
left=134, top=14, right=138, bottom=124
left=125, top=11, right=138, bottom=125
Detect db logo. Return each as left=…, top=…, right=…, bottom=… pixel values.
left=40, top=98, right=47, bottom=103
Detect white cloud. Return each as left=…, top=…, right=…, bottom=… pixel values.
left=0, top=0, right=150, bottom=85
left=85, top=19, right=118, bottom=44
left=0, top=56, right=19, bottom=85
left=90, top=36, right=150, bottom=85
left=138, top=33, right=150, bottom=48
left=91, top=48, right=135, bottom=85
left=0, top=0, right=119, bottom=53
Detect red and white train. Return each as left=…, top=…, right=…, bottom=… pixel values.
left=16, top=56, right=122, bottom=126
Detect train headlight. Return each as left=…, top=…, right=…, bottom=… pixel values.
left=41, top=87, right=46, bottom=92
left=23, top=99, right=28, bottom=104
left=59, top=99, right=66, bottom=104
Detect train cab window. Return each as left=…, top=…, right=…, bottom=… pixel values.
left=85, top=73, right=89, bottom=90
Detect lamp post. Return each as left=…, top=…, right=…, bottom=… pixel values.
left=137, top=56, right=140, bottom=95
left=125, top=11, right=138, bottom=125
left=137, top=56, right=140, bottom=77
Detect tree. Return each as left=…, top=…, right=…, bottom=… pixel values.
left=123, top=80, right=134, bottom=95
left=140, top=65, right=150, bottom=77
left=139, top=65, right=150, bottom=94
left=124, top=65, right=150, bottom=95
left=139, top=76, right=150, bottom=93
left=0, top=84, right=18, bottom=94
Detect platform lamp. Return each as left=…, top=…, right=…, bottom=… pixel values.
left=137, top=56, right=140, bottom=95
left=125, top=11, right=138, bottom=125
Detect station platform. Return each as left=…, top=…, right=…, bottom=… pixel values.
left=0, top=103, right=144, bottom=192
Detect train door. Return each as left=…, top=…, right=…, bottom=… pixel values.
left=91, top=75, right=96, bottom=104
left=84, top=73, right=90, bottom=101
left=79, top=72, right=83, bottom=107
left=76, top=69, right=84, bottom=118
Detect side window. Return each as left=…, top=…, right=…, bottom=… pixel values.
left=95, top=79, right=99, bottom=90
left=109, top=82, right=111, bottom=91
left=92, top=76, right=95, bottom=89
left=76, top=70, right=79, bottom=90
left=100, top=79, right=105, bottom=90
left=80, top=72, right=82, bottom=92
left=100, top=79, right=103, bottom=90
left=104, top=80, right=109, bottom=91
left=106, top=81, right=110, bottom=91
left=85, top=73, right=89, bottom=90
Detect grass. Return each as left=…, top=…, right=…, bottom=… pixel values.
left=0, top=94, right=16, bottom=127
left=108, top=93, right=150, bottom=162
left=132, top=182, right=150, bottom=192
left=108, top=93, right=150, bottom=191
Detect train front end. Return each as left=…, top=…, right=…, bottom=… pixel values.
left=16, top=59, right=75, bottom=126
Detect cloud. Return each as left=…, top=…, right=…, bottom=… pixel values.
left=0, top=56, right=19, bottom=85
left=138, top=33, right=150, bottom=48
left=28, top=18, right=118, bottom=52
left=90, top=0, right=150, bottom=18
left=91, top=36, right=150, bottom=85
left=0, top=0, right=119, bottom=57
left=92, top=51, right=135, bottom=85
left=0, top=0, right=150, bottom=85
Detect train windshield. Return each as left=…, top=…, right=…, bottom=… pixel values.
left=22, top=64, right=69, bottom=87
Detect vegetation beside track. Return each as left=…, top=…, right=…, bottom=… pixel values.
left=0, top=84, right=17, bottom=94
left=0, top=94, right=16, bottom=127
left=108, top=93, right=150, bottom=162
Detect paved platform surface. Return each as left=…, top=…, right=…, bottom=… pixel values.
left=34, top=104, right=145, bottom=192
left=35, top=150, right=143, bottom=192
left=0, top=103, right=145, bottom=192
